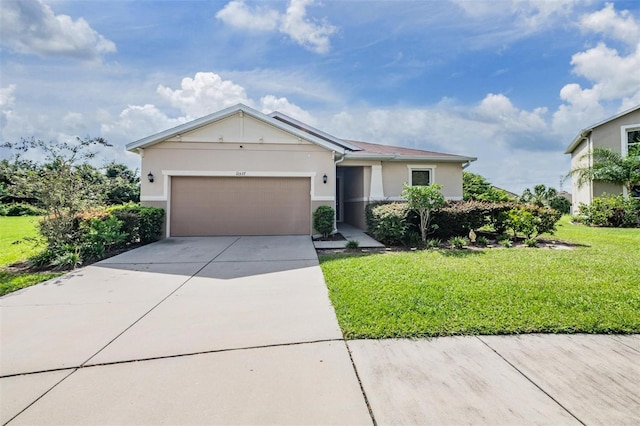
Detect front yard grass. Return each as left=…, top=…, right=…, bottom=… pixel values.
left=0, top=216, right=61, bottom=296
left=319, top=216, right=640, bottom=338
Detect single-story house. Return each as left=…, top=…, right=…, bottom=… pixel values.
left=564, top=104, right=640, bottom=213
left=127, top=104, right=476, bottom=237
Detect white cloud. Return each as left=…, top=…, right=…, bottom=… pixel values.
left=157, top=72, right=251, bottom=119
left=324, top=95, right=563, bottom=193
left=579, top=2, right=640, bottom=46
left=451, top=0, right=579, bottom=30
left=0, top=0, right=116, bottom=61
left=552, top=3, right=640, bottom=135
left=215, top=0, right=279, bottom=31
left=259, top=95, right=316, bottom=125
left=216, top=0, right=337, bottom=54
left=102, top=72, right=315, bottom=147
left=0, top=85, right=17, bottom=109
left=280, top=0, right=337, bottom=54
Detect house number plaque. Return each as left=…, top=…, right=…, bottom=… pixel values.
left=236, top=171, right=247, bottom=176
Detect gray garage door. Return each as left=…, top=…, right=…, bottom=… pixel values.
left=170, top=176, right=311, bottom=236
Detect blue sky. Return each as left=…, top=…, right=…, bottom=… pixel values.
left=1, top=0, right=639, bottom=193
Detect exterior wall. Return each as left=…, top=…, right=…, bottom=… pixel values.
left=570, top=139, right=592, bottom=213
left=569, top=108, right=640, bottom=210
left=139, top=112, right=336, bottom=237
left=589, top=108, right=640, bottom=153
left=381, top=161, right=464, bottom=200
left=338, top=159, right=466, bottom=230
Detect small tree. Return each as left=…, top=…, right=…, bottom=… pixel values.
left=2, top=137, right=112, bottom=249
left=313, top=205, right=335, bottom=238
left=401, top=183, right=445, bottom=242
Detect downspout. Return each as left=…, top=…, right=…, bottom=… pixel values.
left=333, top=151, right=346, bottom=233
left=462, top=161, right=471, bottom=169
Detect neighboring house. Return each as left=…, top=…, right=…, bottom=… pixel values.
left=127, top=104, right=476, bottom=237
left=564, top=105, right=640, bottom=213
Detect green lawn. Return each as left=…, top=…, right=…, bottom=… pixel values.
left=0, top=216, right=60, bottom=296
left=319, top=216, right=640, bottom=338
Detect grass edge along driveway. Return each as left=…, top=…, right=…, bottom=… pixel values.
left=319, top=217, right=640, bottom=338
left=0, top=216, right=61, bottom=296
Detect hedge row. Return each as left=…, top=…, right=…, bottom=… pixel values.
left=32, top=204, right=164, bottom=269
left=366, top=200, right=562, bottom=246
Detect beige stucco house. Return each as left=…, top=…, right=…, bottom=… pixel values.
left=564, top=105, right=640, bottom=213
left=127, top=104, right=476, bottom=237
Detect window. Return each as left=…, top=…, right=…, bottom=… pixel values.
left=411, top=169, right=431, bottom=186
left=628, top=129, right=640, bottom=157
left=407, top=165, right=436, bottom=186
left=627, top=129, right=640, bottom=197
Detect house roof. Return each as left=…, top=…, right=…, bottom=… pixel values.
left=126, top=103, right=475, bottom=163
left=126, top=103, right=349, bottom=154
left=344, top=140, right=476, bottom=162
left=564, top=104, right=640, bottom=154
left=269, top=112, right=362, bottom=152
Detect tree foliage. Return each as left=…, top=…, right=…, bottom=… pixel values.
left=401, top=183, right=445, bottom=242
left=519, top=184, right=570, bottom=214
left=566, top=147, right=640, bottom=196
left=463, top=172, right=512, bottom=202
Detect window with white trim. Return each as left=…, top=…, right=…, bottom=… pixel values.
left=407, top=165, right=437, bottom=186
left=627, top=128, right=640, bottom=198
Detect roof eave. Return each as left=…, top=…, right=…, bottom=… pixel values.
left=564, top=129, right=591, bottom=154
left=126, top=103, right=346, bottom=155
left=344, top=153, right=477, bottom=162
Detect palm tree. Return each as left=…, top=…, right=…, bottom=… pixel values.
left=566, top=147, right=640, bottom=196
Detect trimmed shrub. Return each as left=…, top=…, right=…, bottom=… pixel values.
left=506, top=205, right=562, bottom=238
left=367, top=202, right=409, bottom=245
left=345, top=240, right=359, bottom=249
left=313, top=205, right=335, bottom=238
left=578, top=194, right=640, bottom=228
left=431, top=201, right=516, bottom=238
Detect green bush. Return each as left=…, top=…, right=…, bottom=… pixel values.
left=345, top=240, right=359, bottom=249
left=476, top=235, right=489, bottom=247
left=30, top=205, right=164, bottom=269
left=578, top=194, right=640, bottom=228
left=0, top=203, right=45, bottom=216
left=81, top=215, right=127, bottom=260
left=367, top=202, right=409, bottom=245
left=431, top=201, right=517, bottom=238
left=448, top=236, right=469, bottom=249
left=506, top=205, right=562, bottom=238
left=313, top=205, right=335, bottom=238
left=109, top=204, right=165, bottom=243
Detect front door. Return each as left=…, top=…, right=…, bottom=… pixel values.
left=336, top=176, right=342, bottom=222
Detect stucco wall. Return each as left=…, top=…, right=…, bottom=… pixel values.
left=381, top=161, right=464, bottom=199
left=570, top=139, right=591, bottom=213
left=569, top=108, right=640, bottom=210
left=590, top=108, right=640, bottom=153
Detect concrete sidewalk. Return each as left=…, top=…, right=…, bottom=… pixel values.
left=1, top=236, right=638, bottom=425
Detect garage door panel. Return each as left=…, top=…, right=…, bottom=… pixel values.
left=170, top=177, right=311, bottom=236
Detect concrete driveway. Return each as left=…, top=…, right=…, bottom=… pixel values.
left=2, top=236, right=639, bottom=425
left=1, top=236, right=371, bottom=425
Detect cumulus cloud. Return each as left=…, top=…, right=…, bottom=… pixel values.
left=259, top=95, right=316, bottom=125
left=157, top=72, right=251, bottom=119
left=216, top=0, right=337, bottom=54
left=103, top=72, right=315, bottom=146
left=552, top=3, right=640, bottom=135
left=215, top=0, right=279, bottom=31
left=578, top=2, right=639, bottom=46
left=324, top=95, right=561, bottom=193
left=0, top=0, right=116, bottom=60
